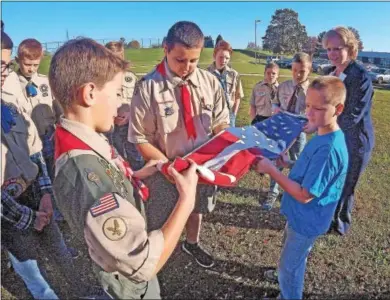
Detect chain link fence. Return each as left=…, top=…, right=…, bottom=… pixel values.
left=13, top=37, right=163, bottom=55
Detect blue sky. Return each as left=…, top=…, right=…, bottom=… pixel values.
left=2, top=1, right=390, bottom=52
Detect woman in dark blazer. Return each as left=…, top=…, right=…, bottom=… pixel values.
left=323, top=26, right=375, bottom=235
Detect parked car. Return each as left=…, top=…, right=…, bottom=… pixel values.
left=266, top=56, right=280, bottom=63
left=368, top=68, right=390, bottom=84
left=312, top=59, right=333, bottom=74
left=278, top=58, right=293, bottom=69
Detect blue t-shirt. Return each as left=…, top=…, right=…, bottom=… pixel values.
left=280, top=129, right=349, bottom=237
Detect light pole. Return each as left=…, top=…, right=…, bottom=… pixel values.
left=254, top=20, right=261, bottom=64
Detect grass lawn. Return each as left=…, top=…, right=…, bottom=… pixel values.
left=3, top=50, right=390, bottom=299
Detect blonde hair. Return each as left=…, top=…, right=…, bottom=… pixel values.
left=105, top=41, right=125, bottom=59
left=17, top=39, right=43, bottom=60
left=49, top=38, right=129, bottom=108
left=214, top=40, right=233, bottom=57
left=309, top=76, right=346, bottom=106
left=322, top=26, right=359, bottom=60
left=292, top=52, right=312, bottom=66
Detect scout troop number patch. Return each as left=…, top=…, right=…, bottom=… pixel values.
left=90, top=193, right=119, bottom=217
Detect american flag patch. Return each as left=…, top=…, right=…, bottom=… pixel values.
left=90, top=193, right=119, bottom=217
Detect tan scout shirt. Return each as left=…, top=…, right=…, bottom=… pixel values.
left=207, top=63, right=244, bottom=109
left=117, top=71, right=138, bottom=117
left=129, top=60, right=230, bottom=160
left=3, top=71, right=63, bottom=136
left=250, top=80, right=279, bottom=117
left=1, top=98, right=42, bottom=187
left=54, top=118, right=164, bottom=283
left=273, top=79, right=310, bottom=115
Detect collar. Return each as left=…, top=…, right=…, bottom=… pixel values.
left=58, top=117, right=112, bottom=161
left=292, top=79, right=310, bottom=90
left=208, top=62, right=232, bottom=75
left=17, top=70, right=39, bottom=87
left=259, top=80, right=279, bottom=87
left=157, top=58, right=200, bottom=88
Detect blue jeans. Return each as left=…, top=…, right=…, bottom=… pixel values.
left=278, top=224, right=318, bottom=300
left=8, top=252, right=58, bottom=299
left=229, top=112, right=236, bottom=127
left=269, top=132, right=307, bottom=198
left=111, top=124, right=144, bottom=171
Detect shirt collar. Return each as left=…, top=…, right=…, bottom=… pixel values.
left=59, top=117, right=112, bottom=161
left=162, top=58, right=200, bottom=88
left=208, top=62, right=231, bottom=75
left=17, top=70, right=39, bottom=86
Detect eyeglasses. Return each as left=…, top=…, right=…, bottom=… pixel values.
left=326, top=46, right=346, bottom=52
left=1, top=62, right=12, bottom=73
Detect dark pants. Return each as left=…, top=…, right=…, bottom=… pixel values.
left=251, top=115, right=270, bottom=125
left=331, top=133, right=373, bottom=235
left=1, top=189, right=83, bottom=297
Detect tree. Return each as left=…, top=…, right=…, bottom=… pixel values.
left=262, top=8, right=309, bottom=54
left=128, top=40, right=141, bottom=49
left=204, top=35, right=214, bottom=48
left=303, top=36, right=318, bottom=55
left=215, top=34, right=224, bottom=47
left=119, top=37, right=126, bottom=45
left=314, top=31, right=327, bottom=56
left=348, top=26, right=364, bottom=50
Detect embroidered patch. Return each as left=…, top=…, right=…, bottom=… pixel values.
left=98, top=158, right=129, bottom=196
left=85, top=168, right=101, bottom=186
left=2, top=178, right=27, bottom=198
left=90, top=193, right=119, bottom=217
left=103, top=217, right=127, bottom=241
left=125, top=76, right=133, bottom=83
left=39, top=84, right=49, bottom=93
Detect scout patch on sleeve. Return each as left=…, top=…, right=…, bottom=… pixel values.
left=2, top=178, right=27, bottom=198
left=103, top=217, right=127, bottom=241
left=90, top=193, right=119, bottom=217
left=125, top=76, right=133, bottom=83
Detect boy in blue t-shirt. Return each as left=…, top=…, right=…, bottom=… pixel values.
left=253, top=76, right=349, bottom=299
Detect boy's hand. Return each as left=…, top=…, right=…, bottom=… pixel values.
left=276, top=153, right=290, bottom=168
left=253, top=156, right=275, bottom=174
left=34, top=211, right=50, bottom=232
left=303, top=122, right=317, bottom=134
left=133, top=159, right=161, bottom=179
left=168, top=159, right=198, bottom=205
left=114, top=113, right=130, bottom=126
left=39, top=193, right=53, bottom=222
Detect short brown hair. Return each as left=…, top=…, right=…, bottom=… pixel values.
left=165, top=21, right=204, bottom=52
left=105, top=41, right=125, bottom=57
left=17, top=39, right=43, bottom=60
left=322, top=26, right=359, bottom=60
left=309, top=76, right=346, bottom=106
left=213, top=40, right=232, bottom=57
left=264, top=62, right=279, bottom=72
left=292, top=52, right=312, bottom=65
left=49, top=38, right=129, bottom=108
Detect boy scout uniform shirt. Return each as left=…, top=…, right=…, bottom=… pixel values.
left=250, top=80, right=279, bottom=117
left=118, top=71, right=138, bottom=118
left=207, top=63, right=244, bottom=109
left=274, top=79, right=310, bottom=115
left=53, top=118, right=164, bottom=286
left=1, top=98, right=42, bottom=195
left=3, top=71, right=63, bottom=136
left=129, top=60, right=230, bottom=160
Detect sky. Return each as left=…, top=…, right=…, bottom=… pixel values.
left=2, top=1, right=390, bottom=52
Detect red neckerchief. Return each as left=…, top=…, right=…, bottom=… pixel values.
left=55, top=125, right=149, bottom=201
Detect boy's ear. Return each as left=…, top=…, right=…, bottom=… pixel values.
left=78, top=83, right=97, bottom=107
left=335, top=103, right=344, bottom=116
left=163, top=44, right=169, bottom=56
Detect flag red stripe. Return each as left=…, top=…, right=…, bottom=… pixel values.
left=186, top=131, right=240, bottom=165
left=91, top=201, right=117, bottom=213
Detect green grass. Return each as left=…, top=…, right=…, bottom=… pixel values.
left=5, top=48, right=389, bottom=299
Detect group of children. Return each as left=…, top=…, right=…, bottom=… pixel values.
left=1, top=20, right=352, bottom=300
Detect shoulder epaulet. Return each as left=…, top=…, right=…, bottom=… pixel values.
left=37, top=73, right=48, bottom=78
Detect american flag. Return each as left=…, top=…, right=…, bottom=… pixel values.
left=159, top=112, right=308, bottom=187
left=90, top=193, right=119, bottom=217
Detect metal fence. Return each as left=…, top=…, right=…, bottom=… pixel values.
left=12, top=37, right=163, bottom=54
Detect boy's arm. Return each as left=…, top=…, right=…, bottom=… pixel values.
left=232, top=75, right=244, bottom=115
left=1, top=188, right=37, bottom=230
left=212, top=85, right=230, bottom=134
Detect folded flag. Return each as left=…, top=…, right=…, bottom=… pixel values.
left=158, top=112, right=308, bottom=187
